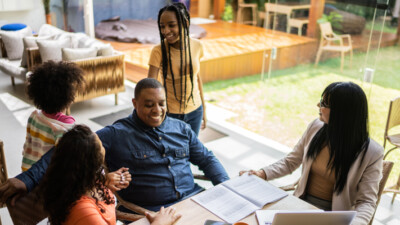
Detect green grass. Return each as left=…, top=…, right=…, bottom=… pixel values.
left=204, top=46, right=400, bottom=184
left=365, top=20, right=398, bottom=34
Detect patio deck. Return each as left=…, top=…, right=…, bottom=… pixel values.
left=102, top=21, right=397, bottom=83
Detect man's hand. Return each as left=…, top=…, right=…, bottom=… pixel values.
left=145, top=206, right=181, bottom=225
left=106, top=167, right=132, bottom=192
left=239, top=169, right=267, bottom=180
left=0, top=178, right=27, bottom=206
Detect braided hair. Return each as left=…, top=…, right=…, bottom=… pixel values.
left=157, top=2, right=194, bottom=111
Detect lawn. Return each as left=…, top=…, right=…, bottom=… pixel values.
left=204, top=46, right=400, bottom=184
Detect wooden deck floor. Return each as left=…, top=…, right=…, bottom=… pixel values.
left=101, top=21, right=397, bottom=83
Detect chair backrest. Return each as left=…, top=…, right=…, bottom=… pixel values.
left=0, top=139, right=8, bottom=209
left=384, top=96, right=400, bottom=136
left=0, top=140, right=8, bottom=185
left=265, top=3, right=292, bottom=14
left=368, top=160, right=394, bottom=225
left=319, top=22, right=335, bottom=39
left=6, top=186, right=48, bottom=225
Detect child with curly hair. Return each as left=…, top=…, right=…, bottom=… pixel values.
left=22, top=61, right=84, bottom=171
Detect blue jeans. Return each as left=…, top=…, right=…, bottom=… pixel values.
left=168, top=105, right=203, bottom=136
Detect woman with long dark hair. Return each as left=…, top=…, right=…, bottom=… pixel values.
left=38, top=125, right=181, bottom=225
left=148, top=2, right=206, bottom=136
left=241, top=82, right=383, bottom=225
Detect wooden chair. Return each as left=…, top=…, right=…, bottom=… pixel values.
left=315, top=22, right=353, bottom=72
left=264, top=3, right=309, bottom=35
left=6, top=186, right=48, bottom=225
left=369, top=161, right=394, bottom=225
left=0, top=139, right=8, bottom=225
left=382, top=96, right=400, bottom=204
left=237, top=0, right=258, bottom=26
left=279, top=161, right=394, bottom=225
left=0, top=140, right=8, bottom=191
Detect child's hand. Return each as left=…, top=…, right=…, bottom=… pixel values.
left=146, top=206, right=181, bottom=225
left=106, top=167, right=132, bottom=192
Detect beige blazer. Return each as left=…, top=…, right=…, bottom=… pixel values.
left=262, top=119, right=383, bottom=225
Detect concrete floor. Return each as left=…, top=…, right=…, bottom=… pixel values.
left=0, top=71, right=399, bottom=225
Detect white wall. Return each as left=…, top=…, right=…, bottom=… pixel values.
left=0, top=0, right=45, bottom=32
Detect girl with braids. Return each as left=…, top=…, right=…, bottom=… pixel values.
left=240, top=82, right=383, bottom=225
left=38, top=125, right=181, bottom=225
left=148, top=2, right=206, bottom=136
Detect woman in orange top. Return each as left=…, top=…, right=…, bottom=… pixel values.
left=38, top=125, right=181, bottom=225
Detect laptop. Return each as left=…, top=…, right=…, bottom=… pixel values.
left=256, top=210, right=356, bottom=225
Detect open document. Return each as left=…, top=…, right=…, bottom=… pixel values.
left=191, top=174, right=288, bottom=223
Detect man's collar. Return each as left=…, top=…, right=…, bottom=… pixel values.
left=132, top=110, right=167, bottom=133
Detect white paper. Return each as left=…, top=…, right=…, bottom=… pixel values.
left=192, top=185, right=258, bottom=223
left=223, top=174, right=288, bottom=208
left=191, top=175, right=288, bottom=223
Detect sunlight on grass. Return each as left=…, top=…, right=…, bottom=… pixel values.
left=204, top=66, right=400, bottom=184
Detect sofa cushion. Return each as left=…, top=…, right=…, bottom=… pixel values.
left=55, top=33, right=81, bottom=48
left=1, top=23, right=27, bottom=31
left=97, top=44, right=113, bottom=56
left=38, top=24, right=65, bottom=37
left=0, top=27, right=33, bottom=60
left=36, top=38, right=71, bottom=62
left=21, top=35, right=53, bottom=67
left=62, top=47, right=97, bottom=61
left=0, top=58, right=27, bottom=79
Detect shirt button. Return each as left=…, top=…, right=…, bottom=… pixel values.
left=159, top=136, right=162, bottom=140
left=175, top=186, right=178, bottom=189
left=183, top=153, right=186, bottom=156
left=163, top=154, right=166, bottom=157
left=168, top=166, right=171, bottom=169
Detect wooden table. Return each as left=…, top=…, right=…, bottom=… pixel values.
left=264, top=3, right=311, bottom=33
left=129, top=194, right=316, bottom=225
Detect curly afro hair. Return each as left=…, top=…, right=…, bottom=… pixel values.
left=26, top=61, right=84, bottom=114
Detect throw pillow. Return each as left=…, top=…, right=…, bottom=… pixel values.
left=1, top=32, right=24, bottom=60
left=1, top=23, right=27, bottom=31
left=36, top=38, right=71, bottom=62
left=97, top=44, right=114, bottom=56
left=62, top=47, right=97, bottom=61
left=0, top=26, right=33, bottom=60
left=21, top=35, right=53, bottom=67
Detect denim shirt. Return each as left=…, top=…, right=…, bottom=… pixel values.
left=17, top=110, right=229, bottom=210
left=97, top=110, right=229, bottom=209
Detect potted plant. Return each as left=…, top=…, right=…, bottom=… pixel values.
left=43, top=0, right=51, bottom=24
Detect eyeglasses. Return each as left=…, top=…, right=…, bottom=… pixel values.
left=320, top=99, right=330, bottom=108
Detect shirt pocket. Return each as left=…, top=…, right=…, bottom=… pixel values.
left=130, top=150, right=158, bottom=168
left=174, top=147, right=189, bottom=158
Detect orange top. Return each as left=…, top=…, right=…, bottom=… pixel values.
left=63, top=191, right=116, bottom=225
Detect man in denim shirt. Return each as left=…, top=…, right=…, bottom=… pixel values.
left=0, top=78, right=229, bottom=212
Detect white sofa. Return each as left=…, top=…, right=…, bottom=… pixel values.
left=0, top=24, right=125, bottom=106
